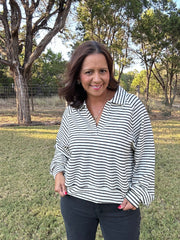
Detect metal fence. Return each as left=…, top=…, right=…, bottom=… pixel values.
left=0, top=85, right=59, bottom=98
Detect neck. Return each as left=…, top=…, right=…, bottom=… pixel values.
left=86, top=90, right=109, bottom=106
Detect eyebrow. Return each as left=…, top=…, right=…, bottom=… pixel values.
left=82, top=67, right=109, bottom=71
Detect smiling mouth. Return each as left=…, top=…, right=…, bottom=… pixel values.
left=90, top=85, right=102, bottom=90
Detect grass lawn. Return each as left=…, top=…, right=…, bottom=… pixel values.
left=0, top=118, right=180, bottom=239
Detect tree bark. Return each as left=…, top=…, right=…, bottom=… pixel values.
left=13, top=65, right=31, bottom=125
left=164, top=87, right=170, bottom=106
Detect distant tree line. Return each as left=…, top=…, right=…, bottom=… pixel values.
left=0, top=0, right=179, bottom=124
left=1, top=48, right=179, bottom=100
left=68, top=0, right=180, bottom=107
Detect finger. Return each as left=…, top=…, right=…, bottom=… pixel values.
left=122, top=198, right=129, bottom=208
left=118, top=199, right=128, bottom=210
left=61, top=184, right=67, bottom=196
left=118, top=199, right=136, bottom=211
left=123, top=202, right=136, bottom=211
left=55, top=184, right=67, bottom=197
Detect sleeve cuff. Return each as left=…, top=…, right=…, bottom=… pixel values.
left=126, top=190, right=141, bottom=208
left=50, top=166, right=65, bottom=179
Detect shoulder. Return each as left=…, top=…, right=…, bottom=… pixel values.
left=126, top=92, right=145, bottom=109
left=115, top=86, right=145, bottom=109
left=62, top=105, right=79, bottom=119
left=115, top=87, right=148, bottom=119
left=126, top=93, right=151, bottom=125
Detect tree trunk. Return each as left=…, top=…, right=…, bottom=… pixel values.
left=170, top=74, right=178, bottom=106
left=145, top=69, right=151, bottom=111
left=164, top=87, right=170, bottom=106
left=146, top=76, right=150, bottom=103
left=13, top=66, right=31, bottom=125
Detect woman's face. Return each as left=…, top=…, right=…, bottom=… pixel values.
left=79, top=53, right=110, bottom=99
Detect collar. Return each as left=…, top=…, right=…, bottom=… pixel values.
left=79, top=101, right=87, bottom=111
left=109, top=86, right=127, bottom=106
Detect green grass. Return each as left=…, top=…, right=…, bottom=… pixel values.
left=0, top=120, right=180, bottom=240
left=140, top=120, right=180, bottom=240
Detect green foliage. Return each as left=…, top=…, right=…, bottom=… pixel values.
left=130, top=70, right=162, bottom=95
left=75, top=0, right=149, bottom=79
left=31, top=49, right=66, bottom=95
left=0, top=119, right=179, bottom=239
left=131, top=1, right=180, bottom=105
left=0, top=64, right=13, bottom=87
left=0, top=64, right=14, bottom=97
left=119, top=71, right=137, bottom=91
left=76, top=0, right=126, bottom=45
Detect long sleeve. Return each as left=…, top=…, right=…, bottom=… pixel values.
left=50, top=108, right=70, bottom=179
left=126, top=98, right=155, bottom=208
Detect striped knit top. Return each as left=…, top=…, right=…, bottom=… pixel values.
left=50, top=86, right=155, bottom=208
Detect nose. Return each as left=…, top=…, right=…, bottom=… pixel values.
left=93, top=72, right=101, bottom=82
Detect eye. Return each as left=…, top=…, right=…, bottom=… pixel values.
left=100, top=69, right=107, bottom=73
left=85, top=71, right=92, bottom=75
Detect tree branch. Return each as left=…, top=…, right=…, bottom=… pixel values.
left=152, top=64, right=165, bottom=89
left=32, top=9, right=59, bottom=34
left=24, top=0, right=72, bottom=73
left=32, top=0, right=56, bottom=34
left=0, top=33, right=6, bottom=44
left=0, top=3, right=11, bottom=55
left=0, top=45, right=7, bottom=56
left=0, top=58, right=12, bottom=67
left=10, top=0, right=22, bottom=35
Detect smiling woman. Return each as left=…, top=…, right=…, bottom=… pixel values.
left=50, top=41, right=155, bottom=240
left=79, top=53, right=110, bottom=96
left=59, top=41, right=118, bottom=109
left=79, top=53, right=114, bottom=124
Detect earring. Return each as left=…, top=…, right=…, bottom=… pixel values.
left=77, top=79, right=81, bottom=84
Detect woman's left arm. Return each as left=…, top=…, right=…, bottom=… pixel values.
left=125, top=98, right=155, bottom=209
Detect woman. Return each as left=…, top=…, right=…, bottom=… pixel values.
left=50, top=41, right=155, bottom=240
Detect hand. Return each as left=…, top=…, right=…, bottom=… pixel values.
left=54, top=172, right=67, bottom=197
left=118, top=198, right=136, bottom=211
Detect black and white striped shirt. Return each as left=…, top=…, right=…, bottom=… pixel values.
left=50, top=86, right=155, bottom=208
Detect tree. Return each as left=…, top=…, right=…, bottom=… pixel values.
left=132, top=8, right=164, bottom=104
left=151, top=8, right=180, bottom=106
left=29, top=49, right=66, bottom=111
left=132, top=0, right=180, bottom=107
left=0, top=0, right=73, bottom=125
left=31, top=49, right=66, bottom=96
left=75, top=0, right=149, bottom=81
left=130, top=69, right=162, bottom=96
left=119, top=70, right=137, bottom=92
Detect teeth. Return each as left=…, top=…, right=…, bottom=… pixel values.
left=91, top=85, right=101, bottom=89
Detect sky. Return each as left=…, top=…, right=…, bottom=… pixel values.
left=46, top=0, right=180, bottom=73
left=175, top=0, right=180, bottom=8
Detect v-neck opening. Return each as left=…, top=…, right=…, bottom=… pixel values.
left=86, top=101, right=112, bottom=131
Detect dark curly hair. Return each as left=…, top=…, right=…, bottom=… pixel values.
left=59, top=41, right=118, bottom=108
